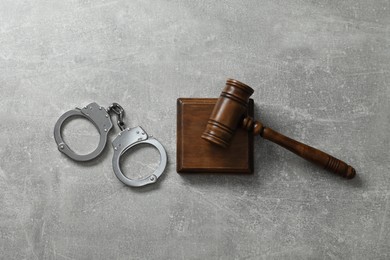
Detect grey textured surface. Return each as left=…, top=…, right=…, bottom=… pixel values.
left=0, top=0, right=389, bottom=259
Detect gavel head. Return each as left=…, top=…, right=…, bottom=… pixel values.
left=201, top=79, right=254, bottom=148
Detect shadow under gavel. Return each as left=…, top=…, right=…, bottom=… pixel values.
left=201, top=79, right=356, bottom=179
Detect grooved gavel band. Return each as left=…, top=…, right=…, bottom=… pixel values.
left=201, top=79, right=254, bottom=147
left=202, top=79, right=356, bottom=179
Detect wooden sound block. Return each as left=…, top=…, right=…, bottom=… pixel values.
left=177, top=98, right=254, bottom=173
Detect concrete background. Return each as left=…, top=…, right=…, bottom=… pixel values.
left=1, top=0, right=389, bottom=259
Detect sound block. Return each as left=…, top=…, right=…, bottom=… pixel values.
left=177, top=98, right=254, bottom=173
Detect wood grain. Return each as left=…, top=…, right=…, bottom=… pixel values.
left=204, top=79, right=356, bottom=179
left=177, top=98, right=254, bottom=173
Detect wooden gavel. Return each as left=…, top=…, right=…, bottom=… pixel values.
left=202, top=79, right=356, bottom=179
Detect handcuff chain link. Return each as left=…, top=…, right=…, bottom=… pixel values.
left=107, top=103, right=126, bottom=131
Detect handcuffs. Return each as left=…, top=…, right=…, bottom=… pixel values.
left=54, top=102, right=167, bottom=187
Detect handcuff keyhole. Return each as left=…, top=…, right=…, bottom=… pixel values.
left=119, top=144, right=160, bottom=180
left=62, top=117, right=100, bottom=155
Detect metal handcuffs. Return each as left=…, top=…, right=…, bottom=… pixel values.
left=54, top=102, right=167, bottom=187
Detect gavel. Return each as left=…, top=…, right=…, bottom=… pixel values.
left=202, top=79, right=356, bottom=179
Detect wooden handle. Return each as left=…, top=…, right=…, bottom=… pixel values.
left=242, top=118, right=356, bottom=179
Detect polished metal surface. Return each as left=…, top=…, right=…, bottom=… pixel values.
left=54, top=103, right=167, bottom=187
left=53, top=102, right=113, bottom=161
left=112, top=126, right=167, bottom=187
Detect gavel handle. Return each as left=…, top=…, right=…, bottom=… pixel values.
left=245, top=119, right=356, bottom=179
